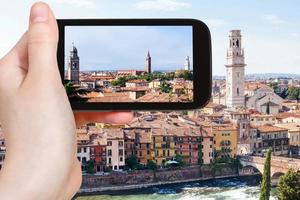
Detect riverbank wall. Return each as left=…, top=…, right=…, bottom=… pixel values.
left=77, top=164, right=246, bottom=195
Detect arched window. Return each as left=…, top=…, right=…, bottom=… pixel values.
left=236, top=39, right=239, bottom=47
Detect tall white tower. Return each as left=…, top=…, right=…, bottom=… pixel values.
left=184, top=56, right=191, bottom=71
left=225, top=30, right=246, bottom=108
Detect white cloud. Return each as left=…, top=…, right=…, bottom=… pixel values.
left=262, top=14, right=286, bottom=25
left=47, top=0, right=96, bottom=8
left=135, top=0, right=191, bottom=12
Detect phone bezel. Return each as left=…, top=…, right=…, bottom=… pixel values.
left=57, top=19, right=211, bottom=110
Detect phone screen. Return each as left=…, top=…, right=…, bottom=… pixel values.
left=64, top=26, right=193, bottom=103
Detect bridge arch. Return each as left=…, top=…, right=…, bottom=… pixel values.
left=239, top=165, right=262, bottom=175
left=271, top=172, right=284, bottom=180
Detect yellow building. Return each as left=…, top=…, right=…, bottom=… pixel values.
left=206, top=125, right=238, bottom=158
left=151, top=129, right=176, bottom=166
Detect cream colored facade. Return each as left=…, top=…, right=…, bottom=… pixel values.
left=202, top=135, right=214, bottom=164
left=275, top=123, right=300, bottom=146
left=106, top=130, right=125, bottom=171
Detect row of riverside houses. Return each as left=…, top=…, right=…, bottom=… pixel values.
left=76, top=107, right=300, bottom=173
left=76, top=112, right=217, bottom=173
left=190, top=101, right=300, bottom=157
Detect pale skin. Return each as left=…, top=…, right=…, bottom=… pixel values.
left=0, top=2, right=133, bottom=199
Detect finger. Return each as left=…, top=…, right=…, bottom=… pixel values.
left=27, top=2, right=60, bottom=83
left=0, top=33, right=29, bottom=94
left=74, top=112, right=134, bottom=127
left=0, top=32, right=29, bottom=71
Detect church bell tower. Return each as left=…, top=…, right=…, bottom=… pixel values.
left=67, top=43, right=80, bottom=85
left=225, top=30, right=246, bottom=108
left=145, top=51, right=151, bottom=74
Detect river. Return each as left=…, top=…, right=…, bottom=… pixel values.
left=75, top=175, right=277, bottom=200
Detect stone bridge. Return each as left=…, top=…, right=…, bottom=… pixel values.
left=239, top=156, right=300, bottom=180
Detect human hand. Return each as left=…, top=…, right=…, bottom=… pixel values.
left=0, top=2, right=132, bottom=200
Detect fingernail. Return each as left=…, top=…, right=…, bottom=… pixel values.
left=30, top=3, right=49, bottom=23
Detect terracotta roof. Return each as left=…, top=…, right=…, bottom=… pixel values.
left=251, top=114, right=275, bottom=118
left=276, top=112, right=300, bottom=119
left=275, top=123, right=300, bottom=132
left=104, top=129, right=124, bottom=139
left=257, top=124, right=288, bottom=133
left=244, top=82, right=270, bottom=91
left=122, top=86, right=149, bottom=92
left=86, top=92, right=132, bottom=102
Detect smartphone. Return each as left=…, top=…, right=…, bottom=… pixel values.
left=57, top=19, right=211, bottom=111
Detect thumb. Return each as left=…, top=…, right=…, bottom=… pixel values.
left=27, top=2, right=60, bottom=83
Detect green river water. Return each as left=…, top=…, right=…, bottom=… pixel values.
left=75, top=176, right=277, bottom=200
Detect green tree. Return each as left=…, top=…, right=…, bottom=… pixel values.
left=175, top=70, right=193, bottom=80
left=277, top=169, right=300, bottom=200
left=147, top=160, right=157, bottom=171
left=126, top=155, right=139, bottom=170
left=175, top=154, right=185, bottom=167
left=160, top=81, right=172, bottom=93
left=259, top=148, right=272, bottom=200
left=268, top=82, right=280, bottom=94
left=64, top=81, right=88, bottom=103
left=86, top=160, right=95, bottom=174
left=287, top=86, right=300, bottom=100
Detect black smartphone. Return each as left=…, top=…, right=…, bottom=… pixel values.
left=57, top=19, right=211, bottom=111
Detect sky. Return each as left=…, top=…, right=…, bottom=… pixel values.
left=0, top=0, right=299, bottom=75
left=65, top=26, right=193, bottom=71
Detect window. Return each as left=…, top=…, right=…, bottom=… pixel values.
left=107, top=141, right=112, bottom=146
left=120, top=157, right=123, bottom=162
left=108, top=158, right=111, bottom=164
left=119, top=149, right=123, bottom=156
left=108, top=149, right=112, bottom=156
left=82, top=157, right=87, bottom=163
left=237, top=88, right=240, bottom=96
left=83, top=147, right=87, bottom=153
left=77, top=148, right=81, bottom=153
left=118, top=141, right=123, bottom=147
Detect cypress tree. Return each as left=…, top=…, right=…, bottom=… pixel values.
left=259, top=148, right=272, bottom=200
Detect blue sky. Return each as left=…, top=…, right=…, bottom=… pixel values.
left=0, top=0, right=299, bottom=75
left=65, top=26, right=193, bottom=71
